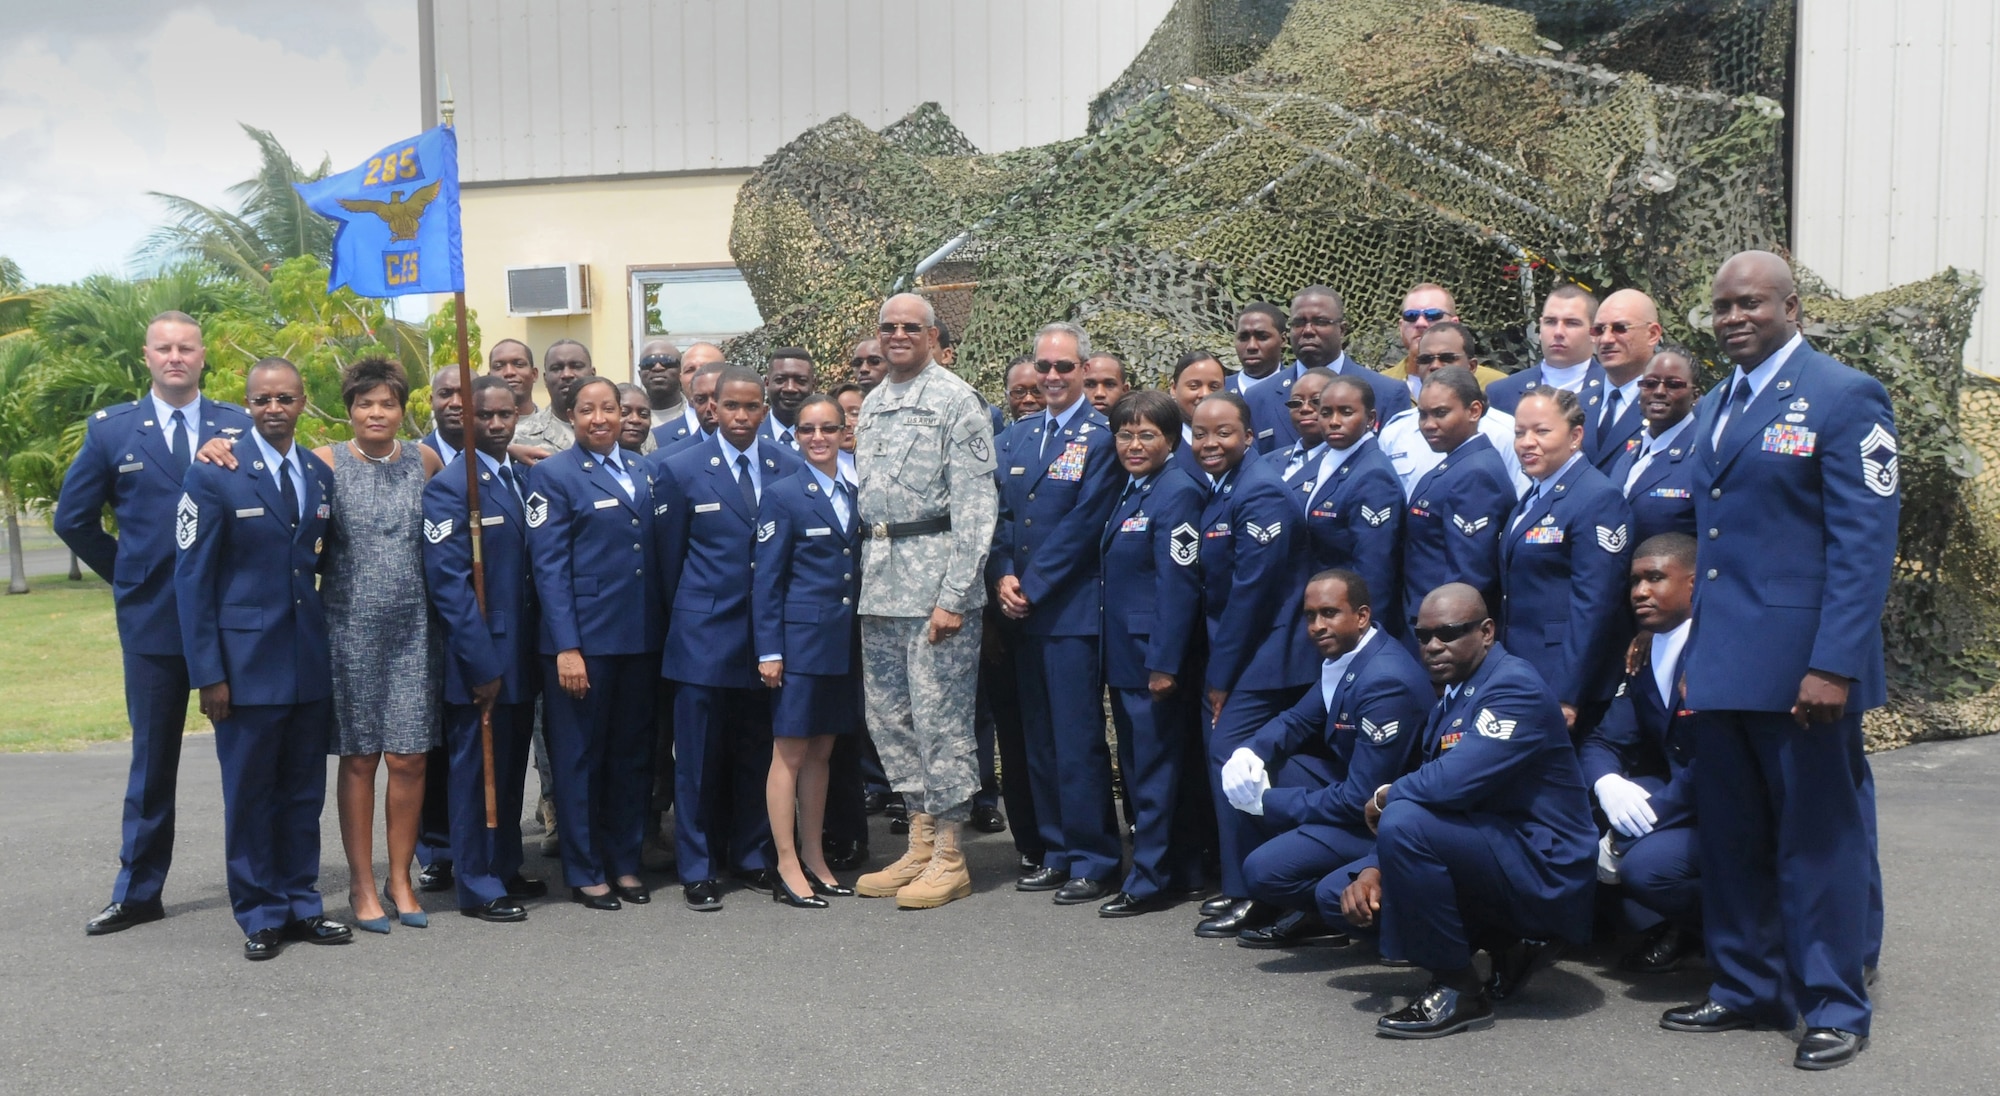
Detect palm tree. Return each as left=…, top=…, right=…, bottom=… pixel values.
left=33, top=263, right=262, bottom=417
left=137, top=125, right=335, bottom=287
left=0, top=256, right=33, bottom=339
left=0, top=336, right=60, bottom=594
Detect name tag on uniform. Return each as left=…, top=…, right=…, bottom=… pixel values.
left=593, top=497, right=620, bottom=509
left=1257, top=428, right=1275, bottom=439
left=1762, top=424, right=1816, bottom=456
left=1047, top=442, right=1088, bottom=482
left=235, top=507, right=265, bottom=518
left=1120, top=515, right=1150, bottom=533
left=118, top=462, right=144, bottom=474
left=1009, top=466, right=1026, bottom=476
left=694, top=502, right=722, bottom=514
left=481, top=515, right=505, bottom=526
left=1523, top=525, right=1564, bottom=545
left=1648, top=487, right=1691, bottom=498
left=806, top=527, right=832, bottom=537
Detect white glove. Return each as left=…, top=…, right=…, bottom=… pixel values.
left=1228, top=771, right=1271, bottom=815
left=1220, top=747, right=1266, bottom=805
left=1596, top=830, right=1623, bottom=885
left=1595, top=774, right=1657, bottom=838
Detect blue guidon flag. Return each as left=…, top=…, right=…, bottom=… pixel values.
left=295, top=125, right=464, bottom=297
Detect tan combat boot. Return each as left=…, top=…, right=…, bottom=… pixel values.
left=856, top=811, right=934, bottom=897
left=896, top=820, right=972, bottom=909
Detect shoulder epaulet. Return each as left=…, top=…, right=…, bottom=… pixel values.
left=92, top=401, right=141, bottom=424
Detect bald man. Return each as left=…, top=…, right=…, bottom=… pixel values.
left=1586, top=289, right=1661, bottom=469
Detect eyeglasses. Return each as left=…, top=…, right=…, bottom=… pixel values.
left=1283, top=398, right=1318, bottom=410
left=248, top=394, right=300, bottom=407
left=1401, top=308, right=1449, bottom=323
left=1590, top=321, right=1644, bottom=337
left=1034, top=359, right=1078, bottom=374
left=1288, top=316, right=1340, bottom=330
left=793, top=424, right=845, bottom=436
left=1414, top=352, right=1463, bottom=366
left=1636, top=377, right=1692, bottom=391
left=1412, top=619, right=1487, bottom=645
left=1113, top=430, right=1164, bottom=445
left=850, top=355, right=884, bottom=367
left=638, top=355, right=681, bottom=368
left=877, top=322, right=926, bottom=335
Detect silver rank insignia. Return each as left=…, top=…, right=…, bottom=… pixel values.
left=175, top=494, right=198, bottom=550
left=1169, top=522, right=1199, bottom=567
left=1596, top=524, right=1629, bottom=552
left=1360, top=504, right=1391, bottom=527
left=1452, top=514, right=1490, bottom=536
left=654, top=503, right=669, bottom=515
left=1475, top=708, right=1516, bottom=740
left=525, top=492, right=550, bottom=528
left=424, top=518, right=454, bottom=544
left=1244, top=520, right=1282, bottom=545
left=757, top=521, right=777, bottom=543
left=1861, top=424, right=1898, bottom=497
left=1361, top=717, right=1399, bottom=744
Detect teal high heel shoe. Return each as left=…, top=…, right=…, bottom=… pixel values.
left=383, top=885, right=429, bottom=929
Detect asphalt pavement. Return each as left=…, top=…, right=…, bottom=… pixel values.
left=1, top=733, right=1996, bottom=1094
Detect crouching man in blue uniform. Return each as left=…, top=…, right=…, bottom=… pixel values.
left=1334, top=583, right=1596, bottom=1038
left=174, top=357, right=350, bottom=961
left=1221, top=568, right=1429, bottom=949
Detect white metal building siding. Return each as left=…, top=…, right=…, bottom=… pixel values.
left=431, top=0, right=1175, bottom=182
left=1794, top=0, right=1999, bottom=373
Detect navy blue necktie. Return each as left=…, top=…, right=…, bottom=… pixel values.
left=170, top=409, right=192, bottom=474
left=735, top=454, right=757, bottom=511
left=1713, top=375, right=1752, bottom=447
left=497, top=463, right=521, bottom=506
left=279, top=459, right=299, bottom=530
left=834, top=479, right=853, bottom=533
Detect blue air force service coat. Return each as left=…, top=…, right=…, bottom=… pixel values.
left=524, top=445, right=664, bottom=658
left=1098, top=468, right=1207, bottom=689
left=422, top=458, right=539, bottom=706
left=1498, top=457, right=1635, bottom=707
left=752, top=469, right=862, bottom=677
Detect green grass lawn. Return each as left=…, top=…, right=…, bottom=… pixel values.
left=0, top=575, right=204, bottom=751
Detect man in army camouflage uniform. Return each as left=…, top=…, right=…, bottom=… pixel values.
left=852, top=293, right=999, bottom=909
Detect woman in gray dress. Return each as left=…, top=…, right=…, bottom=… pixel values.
left=314, top=358, right=445, bottom=932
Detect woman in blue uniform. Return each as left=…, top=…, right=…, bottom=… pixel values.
left=1169, top=350, right=1227, bottom=481
left=753, top=395, right=863, bottom=909
left=1095, top=391, right=1208, bottom=917
left=1500, top=385, right=1635, bottom=733
left=524, top=376, right=663, bottom=910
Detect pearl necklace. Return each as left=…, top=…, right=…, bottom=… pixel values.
left=350, top=439, right=400, bottom=465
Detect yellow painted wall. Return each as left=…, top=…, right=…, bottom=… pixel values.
left=454, top=172, right=751, bottom=384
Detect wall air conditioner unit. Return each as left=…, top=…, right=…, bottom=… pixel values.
left=506, top=263, right=591, bottom=316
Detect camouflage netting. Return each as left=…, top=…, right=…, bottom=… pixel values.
left=723, top=0, right=1996, bottom=746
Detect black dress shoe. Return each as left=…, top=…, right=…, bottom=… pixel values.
left=86, top=900, right=165, bottom=936
left=1485, top=937, right=1564, bottom=1001
left=861, top=790, right=889, bottom=814
left=416, top=862, right=454, bottom=892
left=1660, top=998, right=1759, bottom=1033
left=968, top=804, right=1008, bottom=833
left=683, top=880, right=722, bottom=911
left=612, top=882, right=652, bottom=905
left=1377, top=982, right=1495, bottom=1039
left=570, top=887, right=622, bottom=911
left=503, top=874, right=549, bottom=900
left=1098, top=891, right=1170, bottom=918
left=1016, top=866, right=1069, bottom=892
left=773, top=874, right=830, bottom=909
left=805, top=869, right=855, bottom=898
left=460, top=897, right=528, bottom=923
left=732, top=869, right=775, bottom=894
left=1052, top=877, right=1111, bottom=905
left=1795, top=1027, right=1867, bottom=1070
left=282, top=916, right=354, bottom=945
left=243, top=928, right=284, bottom=961
left=824, top=839, right=868, bottom=872
left=1619, top=923, right=1694, bottom=974
left=1196, top=899, right=1277, bottom=939
left=1238, top=909, right=1350, bottom=950
left=1198, top=894, right=1236, bottom=918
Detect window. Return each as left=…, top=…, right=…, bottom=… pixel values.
left=629, top=265, right=763, bottom=364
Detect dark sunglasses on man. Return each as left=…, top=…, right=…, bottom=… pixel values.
left=1401, top=308, right=1449, bottom=323
left=1414, top=351, right=1463, bottom=367
left=1590, top=321, right=1643, bottom=336
left=638, top=354, right=681, bottom=369
left=1636, top=376, right=1691, bottom=391
left=1034, top=359, right=1079, bottom=374
left=850, top=354, right=884, bottom=368
left=878, top=322, right=926, bottom=336
left=1412, top=618, right=1485, bottom=645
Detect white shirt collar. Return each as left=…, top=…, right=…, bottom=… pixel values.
left=1650, top=618, right=1693, bottom=707
left=1730, top=330, right=1805, bottom=402
left=1319, top=627, right=1378, bottom=709
left=1643, top=412, right=1692, bottom=451
left=474, top=448, right=518, bottom=477
left=716, top=434, right=754, bottom=468
left=1537, top=359, right=1593, bottom=390
left=805, top=462, right=841, bottom=495
left=1312, top=437, right=1360, bottom=485
left=1047, top=398, right=1086, bottom=434
left=249, top=429, right=299, bottom=499
left=149, top=390, right=199, bottom=435
left=1529, top=450, right=1585, bottom=491
left=431, top=429, right=461, bottom=465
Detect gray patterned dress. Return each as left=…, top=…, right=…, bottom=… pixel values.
left=324, top=441, right=441, bottom=756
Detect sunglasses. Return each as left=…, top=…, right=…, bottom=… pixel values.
left=1412, top=618, right=1486, bottom=645
left=878, top=322, right=926, bottom=335
left=850, top=355, right=884, bottom=367
left=248, top=394, right=301, bottom=407
left=1590, top=321, right=1644, bottom=336
left=1035, top=359, right=1079, bottom=374
left=1636, top=376, right=1692, bottom=391
left=638, top=355, right=681, bottom=368
left=1283, top=398, right=1318, bottom=410
left=1414, top=351, right=1463, bottom=366
left=1401, top=308, right=1449, bottom=323
left=793, top=423, right=845, bottom=436
left=1287, top=316, right=1339, bottom=330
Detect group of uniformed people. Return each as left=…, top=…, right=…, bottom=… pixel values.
left=60, top=248, right=1893, bottom=1071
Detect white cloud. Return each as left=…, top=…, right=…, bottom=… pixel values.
left=0, top=1, right=418, bottom=285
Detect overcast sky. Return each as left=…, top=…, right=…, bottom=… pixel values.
left=0, top=1, right=418, bottom=286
